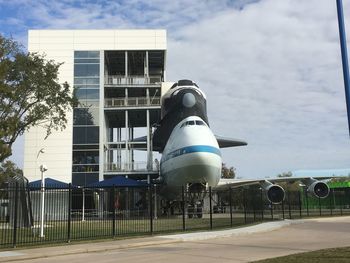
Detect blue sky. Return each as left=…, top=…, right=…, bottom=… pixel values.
left=1, top=0, right=350, bottom=178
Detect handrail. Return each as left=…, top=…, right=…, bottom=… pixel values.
left=104, top=161, right=159, bottom=172
left=105, top=75, right=162, bottom=85
left=105, top=96, right=160, bottom=108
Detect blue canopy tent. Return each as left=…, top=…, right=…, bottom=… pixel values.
left=29, top=178, right=70, bottom=189
left=87, top=176, right=148, bottom=188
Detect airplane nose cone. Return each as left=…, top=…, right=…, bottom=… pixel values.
left=182, top=93, right=196, bottom=108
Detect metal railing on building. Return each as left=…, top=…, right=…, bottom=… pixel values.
left=104, top=162, right=159, bottom=173
left=105, top=97, right=160, bottom=108
left=105, top=75, right=162, bottom=85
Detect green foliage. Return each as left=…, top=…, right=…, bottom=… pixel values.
left=0, top=160, right=22, bottom=185
left=277, top=171, right=293, bottom=177
left=221, top=163, right=236, bottom=179
left=0, top=35, right=77, bottom=162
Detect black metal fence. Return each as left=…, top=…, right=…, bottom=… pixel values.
left=1, top=183, right=350, bottom=248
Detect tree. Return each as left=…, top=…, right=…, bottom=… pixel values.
left=276, top=171, right=299, bottom=191
left=221, top=163, right=236, bottom=179
left=0, top=160, right=22, bottom=185
left=0, top=35, right=76, bottom=162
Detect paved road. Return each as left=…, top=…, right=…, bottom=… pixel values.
left=2, top=216, right=350, bottom=263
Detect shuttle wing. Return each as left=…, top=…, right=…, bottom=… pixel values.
left=215, top=135, right=248, bottom=148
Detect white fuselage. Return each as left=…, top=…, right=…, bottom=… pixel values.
left=160, top=116, right=222, bottom=187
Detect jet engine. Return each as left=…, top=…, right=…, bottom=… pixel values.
left=307, top=181, right=329, bottom=198
left=261, top=181, right=285, bottom=204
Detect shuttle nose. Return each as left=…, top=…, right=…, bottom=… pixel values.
left=182, top=93, right=196, bottom=108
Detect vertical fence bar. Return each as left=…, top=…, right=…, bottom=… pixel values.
left=149, top=185, right=153, bottom=235
left=340, top=190, right=343, bottom=215
left=288, top=192, right=292, bottom=219
left=298, top=191, right=302, bottom=218
left=318, top=196, right=322, bottom=216
left=13, top=183, right=19, bottom=248
left=260, top=189, right=264, bottom=221
left=229, top=188, right=233, bottom=227
left=330, top=189, right=333, bottom=216
left=282, top=199, right=285, bottom=219
left=182, top=186, right=185, bottom=231
left=113, top=186, right=116, bottom=237
left=209, top=187, right=213, bottom=230
left=243, top=189, right=247, bottom=224
left=270, top=202, right=273, bottom=220
left=305, top=190, right=309, bottom=217
left=67, top=184, right=72, bottom=243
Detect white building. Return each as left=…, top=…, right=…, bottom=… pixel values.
left=24, top=29, right=168, bottom=185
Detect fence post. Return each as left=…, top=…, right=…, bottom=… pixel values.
left=243, top=188, right=247, bottom=224
left=305, top=189, right=309, bottom=217
left=298, top=191, right=302, bottom=218
left=209, top=186, right=213, bottom=230
left=229, top=188, right=233, bottom=227
left=270, top=201, right=273, bottom=220
left=260, top=189, right=264, bottom=221
left=340, top=189, right=343, bottom=215
left=281, top=199, right=285, bottom=219
left=113, top=186, right=116, bottom=237
left=67, top=183, right=72, bottom=243
left=288, top=192, right=292, bottom=219
left=13, top=182, right=19, bottom=248
left=182, top=186, right=185, bottom=231
left=149, top=185, right=153, bottom=235
left=330, top=189, right=333, bottom=216
left=318, top=196, right=322, bottom=216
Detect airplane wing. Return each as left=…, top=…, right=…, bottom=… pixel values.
left=215, top=135, right=248, bottom=148
left=215, top=174, right=346, bottom=204
left=215, top=175, right=337, bottom=190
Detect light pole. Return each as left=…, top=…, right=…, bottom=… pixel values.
left=39, top=164, right=47, bottom=238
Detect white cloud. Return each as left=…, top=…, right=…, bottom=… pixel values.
left=166, top=0, right=350, bottom=177
left=4, top=0, right=350, bottom=178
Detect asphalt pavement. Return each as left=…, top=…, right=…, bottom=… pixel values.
left=1, top=216, right=350, bottom=263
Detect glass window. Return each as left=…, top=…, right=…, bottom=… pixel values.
left=74, top=78, right=100, bottom=85
left=74, top=58, right=100, bottom=64
left=76, top=89, right=99, bottom=100
left=73, top=150, right=99, bottom=164
left=74, top=64, right=100, bottom=77
left=188, top=121, right=195, bottom=125
left=196, top=120, right=205, bottom=126
left=72, top=172, right=99, bottom=187
left=74, top=108, right=99, bottom=126
left=74, top=51, right=100, bottom=58
left=74, top=84, right=99, bottom=89
left=73, top=127, right=99, bottom=144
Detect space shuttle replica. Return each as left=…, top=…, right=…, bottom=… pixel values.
left=142, top=79, right=332, bottom=207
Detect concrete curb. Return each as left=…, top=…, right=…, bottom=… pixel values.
left=158, top=219, right=306, bottom=241
left=0, top=239, right=181, bottom=262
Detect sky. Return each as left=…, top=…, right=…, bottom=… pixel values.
left=1, top=0, right=350, bottom=178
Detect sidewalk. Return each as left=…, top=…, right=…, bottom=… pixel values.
left=0, top=219, right=305, bottom=262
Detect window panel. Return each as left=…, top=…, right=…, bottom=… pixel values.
left=74, top=64, right=100, bottom=77
left=74, top=51, right=100, bottom=58
left=74, top=108, right=99, bottom=126
left=74, top=58, right=100, bottom=63
left=74, top=78, right=100, bottom=85
left=72, top=172, right=99, bottom=187
left=73, top=127, right=99, bottom=144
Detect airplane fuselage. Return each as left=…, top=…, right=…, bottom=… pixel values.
left=155, top=80, right=222, bottom=191
left=160, top=116, right=222, bottom=187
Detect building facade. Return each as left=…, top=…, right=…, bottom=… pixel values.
left=24, top=30, right=168, bottom=185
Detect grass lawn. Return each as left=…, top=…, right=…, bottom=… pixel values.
left=253, top=247, right=350, bottom=263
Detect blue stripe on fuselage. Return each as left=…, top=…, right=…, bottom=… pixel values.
left=162, top=145, right=221, bottom=162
